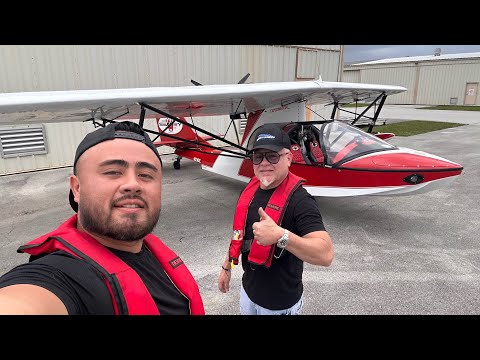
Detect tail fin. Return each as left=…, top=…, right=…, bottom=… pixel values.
left=374, top=132, right=395, bottom=141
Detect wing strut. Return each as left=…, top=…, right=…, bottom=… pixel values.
left=346, top=92, right=387, bottom=132
left=144, top=123, right=245, bottom=159
left=139, top=107, right=146, bottom=128
left=227, top=96, right=248, bottom=144
left=138, top=102, right=249, bottom=157
left=367, top=94, right=387, bottom=133
left=330, top=101, right=339, bottom=119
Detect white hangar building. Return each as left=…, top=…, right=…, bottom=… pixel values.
left=0, top=45, right=344, bottom=175
left=343, top=50, right=480, bottom=106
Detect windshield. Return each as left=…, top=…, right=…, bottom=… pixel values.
left=247, top=121, right=397, bottom=167
left=321, top=121, right=396, bottom=165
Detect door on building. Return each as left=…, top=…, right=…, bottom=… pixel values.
left=464, top=82, right=478, bottom=105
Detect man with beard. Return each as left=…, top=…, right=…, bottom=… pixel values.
left=218, top=124, right=333, bottom=315
left=0, top=121, right=204, bottom=315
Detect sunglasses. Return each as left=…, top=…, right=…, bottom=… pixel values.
left=250, top=151, right=288, bottom=165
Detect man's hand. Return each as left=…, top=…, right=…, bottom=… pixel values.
left=252, top=207, right=283, bottom=246
left=218, top=267, right=231, bottom=293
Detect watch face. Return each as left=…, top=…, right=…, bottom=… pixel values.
left=277, top=230, right=289, bottom=248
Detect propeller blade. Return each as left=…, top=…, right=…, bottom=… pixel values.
left=238, top=73, right=250, bottom=84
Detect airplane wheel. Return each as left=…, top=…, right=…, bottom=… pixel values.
left=173, top=160, right=181, bottom=170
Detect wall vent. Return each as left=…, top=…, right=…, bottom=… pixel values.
left=0, top=125, right=48, bottom=158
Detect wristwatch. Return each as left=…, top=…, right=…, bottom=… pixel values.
left=277, top=228, right=289, bottom=248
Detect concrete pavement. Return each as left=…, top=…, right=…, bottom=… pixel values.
left=0, top=106, right=479, bottom=314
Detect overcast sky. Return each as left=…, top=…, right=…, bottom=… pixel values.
left=344, top=45, right=480, bottom=64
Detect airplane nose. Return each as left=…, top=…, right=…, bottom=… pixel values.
left=330, top=149, right=464, bottom=194
left=368, top=152, right=462, bottom=170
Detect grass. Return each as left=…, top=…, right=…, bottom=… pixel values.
left=371, top=120, right=465, bottom=136
left=342, top=103, right=369, bottom=108
left=343, top=104, right=480, bottom=111
left=416, top=105, right=480, bottom=111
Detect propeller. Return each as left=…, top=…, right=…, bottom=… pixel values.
left=190, top=73, right=250, bottom=86
left=237, top=73, right=250, bottom=84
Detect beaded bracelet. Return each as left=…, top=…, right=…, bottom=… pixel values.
left=221, top=265, right=231, bottom=272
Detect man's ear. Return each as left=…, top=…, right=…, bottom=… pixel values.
left=70, top=175, right=80, bottom=203
left=287, top=152, right=293, bottom=166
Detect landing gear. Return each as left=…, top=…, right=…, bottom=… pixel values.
left=173, top=159, right=181, bottom=170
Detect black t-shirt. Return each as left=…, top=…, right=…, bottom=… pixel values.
left=0, top=244, right=189, bottom=315
left=241, top=185, right=326, bottom=310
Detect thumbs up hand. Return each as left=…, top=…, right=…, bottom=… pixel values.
left=258, top=206, right=271, bottom=221
left=252, top=207, right=283, bottom=246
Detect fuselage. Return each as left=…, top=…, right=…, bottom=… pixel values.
left=174, top=120, right=463, bottom=197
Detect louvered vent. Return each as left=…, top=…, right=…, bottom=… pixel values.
left=0, top=125, right=48, bottom=158
left=239, top=119, right=247, bottom=135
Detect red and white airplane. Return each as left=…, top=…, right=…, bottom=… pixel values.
left=0, top=77, right=463, bottom=197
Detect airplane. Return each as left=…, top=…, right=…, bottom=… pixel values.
left=0, top=77, right=464, bottom=197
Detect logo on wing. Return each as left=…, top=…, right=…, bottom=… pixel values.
left=158, top=118, right=183, bottom=134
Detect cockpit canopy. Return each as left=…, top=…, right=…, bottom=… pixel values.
left=247, top=121, right=397, bottom=166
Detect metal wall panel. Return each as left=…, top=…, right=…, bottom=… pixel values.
left=357, top=66, right=417, bottom=104
left=344, top=57, right=480, bottom=105
left=0, top=45, right=342, bottom=175
left=317, top=50, right=344, bottom=82
left=0, top=44, right=343, bottom=90
left=343, top=69, right=360, bottom=83
left=297, top=48, right=319, bottom=79
left=416, top=62, right=480, bottom=105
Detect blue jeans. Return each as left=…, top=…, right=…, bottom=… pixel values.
left=240, top=283, right=304, bottom=315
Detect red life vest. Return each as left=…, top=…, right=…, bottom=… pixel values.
left=228, top=172, right=305, bottom=268
left=17, top=215, right=205, bottom=315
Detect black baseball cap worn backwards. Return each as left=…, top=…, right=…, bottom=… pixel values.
left=251, top=125, right=291, bottom=153
left=69, top=121, right=162, bottom=213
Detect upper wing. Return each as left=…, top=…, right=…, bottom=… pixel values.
left=0, top=80, right=407, bottom=126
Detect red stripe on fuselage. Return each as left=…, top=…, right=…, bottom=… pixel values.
left=175, top=147, right=222, bottom=167
left=288, top=164, right=462, bottom=187
left=174, top=151, right=462, bottom=189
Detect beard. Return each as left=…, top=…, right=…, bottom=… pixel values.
left=259, top=176, right=275, bottom=189
left=79, top=196, right=161, bottom=242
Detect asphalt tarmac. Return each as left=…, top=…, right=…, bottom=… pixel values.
left=0, top=105, right=479, bottom=315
